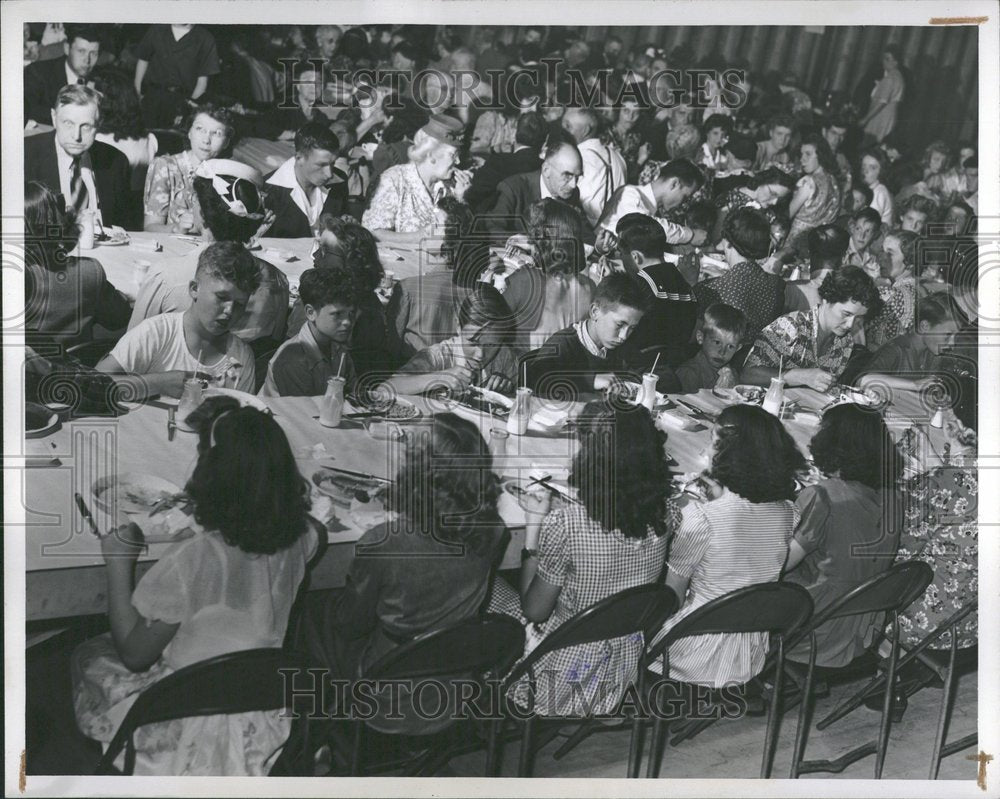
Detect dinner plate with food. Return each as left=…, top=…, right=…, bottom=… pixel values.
left=95, top=226, right=130, bottom=246
left=92, top=473, right=184, bottom=516
left=353, top=395, right=422, bottom=422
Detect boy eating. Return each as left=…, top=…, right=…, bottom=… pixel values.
left=675, top=303, right=747, bottom=393
left=844, top=207, right=882, bottom=280
left=259, top=266, right=361, bottom=397
left=97, top=243, right=259, bottom=393
left=522, top=273, right=649, bottom=398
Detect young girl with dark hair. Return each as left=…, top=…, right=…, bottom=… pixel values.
left=650, top=403, right=805, bottom=687
left=784, top=403, right=904, bottom=667
left=493, top=403, right=680, bottom=715
left=72, top=405, right=319, bottom=774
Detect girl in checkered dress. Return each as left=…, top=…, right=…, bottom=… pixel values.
left=490, top=404, right=680, bottom=716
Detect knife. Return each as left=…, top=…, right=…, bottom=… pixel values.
left=674, top=399, right=716, bottom=422
left=74, top=492, right=102, bottom=538
left=322, top=465, right=391, bottom=483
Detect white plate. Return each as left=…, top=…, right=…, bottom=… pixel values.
left=202, top=387, right=271, bottom=412
left=25, top=402, right=60, bottom=439
left=621, top=381, right=669, bottom=407
left=92, top=474, right=183, bottom=515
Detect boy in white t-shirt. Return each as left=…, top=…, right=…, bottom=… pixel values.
left=98, top=242, right=260, bottom=394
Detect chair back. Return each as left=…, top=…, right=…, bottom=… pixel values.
left=503, top=584, right=679, bottom=688
left=365, top=614, right=526, bottom=681
left=796, top=561, right=933, bottom=634
left=646, top=582, right=814, bottom=662
left=97, top=648, right=310, bottom=775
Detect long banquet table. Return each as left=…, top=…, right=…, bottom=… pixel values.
left=19, top=382, right=952, bottom=622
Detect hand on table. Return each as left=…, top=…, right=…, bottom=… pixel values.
left=481, top=373, right=514, bottom=395
left=170, top=212, right=195, bottom=235
left=789, top=367, right=837, bottom=392
left=439, top=363, right=477, bottom=391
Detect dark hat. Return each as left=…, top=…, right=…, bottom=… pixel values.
left=724, top=134, right=756, bottom=164
left=420, top=114, right=465, bottom=147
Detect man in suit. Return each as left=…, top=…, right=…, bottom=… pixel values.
left=25, top=84, right=132, bottom=230
left=484, top=141, right=585, bottom=240
left=465, top=112, right=547, bottom=213
left=24, top=24, right=101, bottom=127
left=264, top=122, right=348, bottom=239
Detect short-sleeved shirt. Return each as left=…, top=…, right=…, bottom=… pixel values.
left=132, top=527, right=317, bottom=670
left=693, top=261, right=786, bottom=343
left=129, top=245, right=289, bottom=343
left=653, top=492, right=798, bottom=686
left=143, top=151, right=200, bottom=226
left=863, top=333, right=941, bottom=377
left=675, top=349, right=727, bottom=393
left=362, top=163, right=438, bottom=233
left=135, top=25, right=220, bottom=92
left=745, top=306, right=855, bottom=378
left=509, top=502, right=677, bottom=715
left=259, top=320, right=355, bottom=398
left=109, top=312, right=256, bottom=392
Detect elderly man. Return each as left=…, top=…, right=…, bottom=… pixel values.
left=24, top=84, right=131, bottom=229
left=486, top=140, right=587, bottom=239
left=314, top=25, right=342, bottom=61
left=597, top=158, right=707, bottom=245
left=561, top=107, right=626, bottom=227
left=264, top=122, right=348, bottom=238
left=24, top=23, right=101, bottom=126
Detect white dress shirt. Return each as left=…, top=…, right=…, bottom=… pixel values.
left=598, top=183, right=694, bottom=245
left=576, top=138, right=626, bottom=227
left=55, top=140, right=101, bottom=223
left=266, top=156, right=328, bottom=228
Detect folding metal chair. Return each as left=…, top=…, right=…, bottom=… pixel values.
left=641, top=581, right=814, bottom=778
left=346, top=613, right=525, bottom=776
left=96, top=648, right=313, bottom=775
left=787, top=560, right=934, bottom=778
left=488, top=583, right=679, bottom=778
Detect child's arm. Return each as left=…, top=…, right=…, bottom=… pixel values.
left=857, top=372, right=935, bottom=392
left=102, top=524, right=180, bottom=672
left=378, top=364, right=475, bottom=396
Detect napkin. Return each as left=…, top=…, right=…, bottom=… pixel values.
left=655, top=410, right=701, bottom=432
left=131, top=238, right=162, bottom=252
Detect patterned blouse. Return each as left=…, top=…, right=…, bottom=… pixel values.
left=362, top=162, right=438, bottom=233
left=143, top=150, right=201, bottom=226
left=788, top=168, right=841, bottom=243
left=502, top=502, right=679, bottom=716
left=893, top=456, right=977, bottom=650
left=865, top=272, right=917, bottom=349
left=745, top=306, right=856, bottom=378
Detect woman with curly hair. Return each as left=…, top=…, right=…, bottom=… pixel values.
left=649, top=403, right=805, bottom=687
left=783, top=404, right=905, bottom=666
left=300, top=412, right=509, bottom=733
left=493, top=403, right=680, bottom=715
left=72, top=404, right=320, bottom=774
left=744, top=265, right=883, bottom=391
left=787, top=133, right=842, bottom=250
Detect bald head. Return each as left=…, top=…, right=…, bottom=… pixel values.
left=541, top=142, right=583, bottom=199
left=561, top=108, right=598, bottom=144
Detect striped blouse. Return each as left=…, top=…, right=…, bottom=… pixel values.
left=652, top=491, right=799, bottom=687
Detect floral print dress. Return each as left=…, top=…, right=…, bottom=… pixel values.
left=143, top=150, right=201, bottom=227
left=865, top=272, right=917, bottom=349
left=745, top=306, right=856, bottom=379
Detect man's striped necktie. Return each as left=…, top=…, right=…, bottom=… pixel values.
left=69, top=158, right=89, bottom=217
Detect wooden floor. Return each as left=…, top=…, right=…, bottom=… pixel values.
left=25, top=625, right=977, bottom=782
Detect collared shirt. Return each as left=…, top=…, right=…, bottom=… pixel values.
left=599, top=183, right=694, bottom=244
left=259, top=319, right=355, bottom=398
left=54, top=142, right=100, bottom=221
left=745, top=306, right=856, bottom=378
left=573, top=320, right=607, bottom=359
left=64, top=60, right=92, bottom=89
left=844, top=240, right=880, bottom=280
left=576, top=137, right=626, bottom=226
left=539, top=172, right=552, bottom=200
left=266, top=156, right=328, bottom=229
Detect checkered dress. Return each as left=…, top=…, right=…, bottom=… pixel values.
left=492, top=502, right=678, bottom=717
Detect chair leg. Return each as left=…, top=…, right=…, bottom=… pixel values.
left=929, top=628, right=959, bottom=780
left=645, top=716, right=667, bottom=778
left=485, top=718, right=501, bottom=776
left=627, top=715, right=645, bottom=778
left=349, top=722, right=364, bottom=776
left=518, top=716, right=536, bottom=777
left=760, top=640, right=785, bottom=779
left=789, top=633, right=817, bottom=779
left=875, top=616, right=901, bottom=779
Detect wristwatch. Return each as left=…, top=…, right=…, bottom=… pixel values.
left=521, top=548, right=539, bottom=562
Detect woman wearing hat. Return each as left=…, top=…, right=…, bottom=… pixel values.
left=362, top=113, right=473, bottom=246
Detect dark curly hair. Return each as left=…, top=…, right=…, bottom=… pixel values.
left=799, top=132, right=839, bottom=176
left=568, top=403, right=675, bottom=540
left=809, top=403, right=904, bottom=490
left=298, top=265, right=366, bottom=311
left=818, top=265, right=883, bottom=316
left=528, top=198, right=587, bottom=276
left=385, top=413, right=502, bottom=555
left=91, top=66, right=147, bottom=141
left=710, top=404, right=806, bottom=503
left=315, top=214, right=384, bottom=292
left=24, top=182, right=78, bottom=271
left=185, top=407, right=312, bottom=554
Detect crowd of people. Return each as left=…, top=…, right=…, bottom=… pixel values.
left=22, top=23, right=979, bottom=776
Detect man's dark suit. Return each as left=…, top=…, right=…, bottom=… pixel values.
left=262, top=172, right=349, bottom=239
left=465, top=147, right=540, bottom=213
left=24, top=132, right=133, bottom=230
left=483, top=170, right=587, bottom=241
left=24, top=56, right=74, bottom=126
